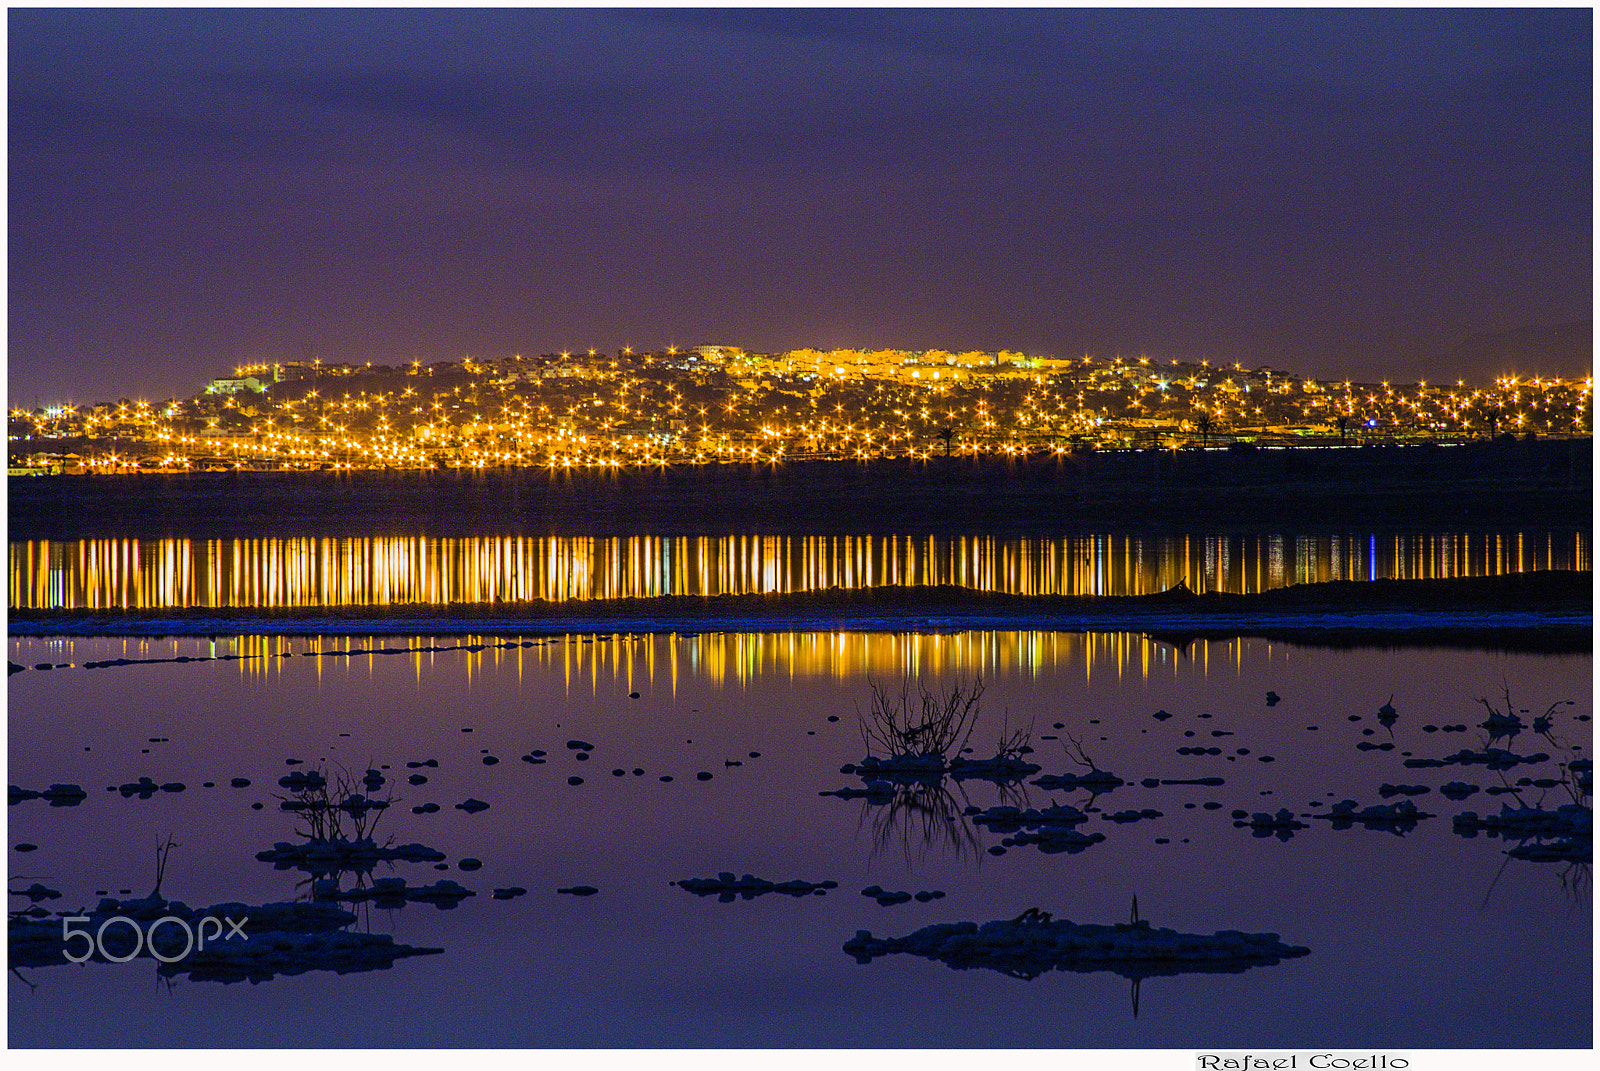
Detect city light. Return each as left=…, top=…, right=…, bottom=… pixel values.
left=6, top=345, right=1590, bottom=473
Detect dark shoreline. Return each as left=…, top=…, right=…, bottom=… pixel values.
left=9, top=439, right=1590, bottom=539
left=10, top=572, right=1591, bottom=653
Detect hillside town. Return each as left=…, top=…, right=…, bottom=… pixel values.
left=9, top=344, right=1591, bottom=473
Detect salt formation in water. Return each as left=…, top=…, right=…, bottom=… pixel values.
left=967, top=803, right=1089, bottom=830
left=819, top=781, right=896, bottom=801
left=1572, top=759, right=1593, bottom=795
left=280, top=793, right=388, bottom=816
left=1506, top=838, right=1590, bottom=862
left=318, top=876, right=476, bottom=907
left=1478, top=708, right=1527, bottom=740
left=675, top=873, right=839, bottom=901
left=947, top=754, right=1042, bottom=782
left=861, top=885, right=945, bottom=906
left=965, top=803, right=1106, bottom=854
left=1232, top=809, right=1308, bottom=839
left=1453, top=803, right=1592, bottom=861
left=256, top=839, right=446, bottom=868
left=9, top=783, right=87, bottom=805
left=843, top=755, right=949, bottom=781
left=842, top=911, right=1310, bottom=980
left=1404, top=748, right=1551, bottom=770
left=1314, top=800, right=1432, bottom=833
left=1030, top=770, right=1125, bottom=791
left=278, top=770, right=327, bottom=792
left=1106, top=808, right=1164, bottom=823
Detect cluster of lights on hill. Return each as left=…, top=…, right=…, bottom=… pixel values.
left=8, top=346, right=1590, bottom=472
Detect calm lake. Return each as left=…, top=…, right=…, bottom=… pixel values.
left=8, top=629, right=1590, bottom=1047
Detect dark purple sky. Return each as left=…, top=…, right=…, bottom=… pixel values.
left=8, top=8, right=1592, bottom=404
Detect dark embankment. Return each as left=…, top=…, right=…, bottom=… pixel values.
left=11, top=571, right=1590, bottom=652
left=9, top=439, right=1590, bottom=539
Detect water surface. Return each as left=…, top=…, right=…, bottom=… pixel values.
left=8, top=630, right=1590, bottom=1047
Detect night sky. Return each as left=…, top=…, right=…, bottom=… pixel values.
left=8, top=8, right=1592, bottom=405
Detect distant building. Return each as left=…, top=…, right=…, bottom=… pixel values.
left=204, top=375, right=267, bottom=396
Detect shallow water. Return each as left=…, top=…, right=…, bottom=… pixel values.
left=11, top=529, right=1588, bottom=611
left=8, top=631, right=1591, bottom=1047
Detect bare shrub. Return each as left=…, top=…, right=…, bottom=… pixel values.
left=988, top=711, right=1035, bottom=762
left=277, top=764, right=393, bottom=845
left=858, top=677, right=985, bottom=761
left=1061, top=730, right=1104, bottom=772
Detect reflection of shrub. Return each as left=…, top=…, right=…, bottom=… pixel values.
left=858, top=677, right=985, bottom=762
left=868, top=779, right=984, bottom=864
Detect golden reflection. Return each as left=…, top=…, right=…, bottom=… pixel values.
left=13, top=629, right=1293, bottom=693
left=9, top=531, right=1587, bottom=612
left=192, top=630, right=1264, bottom=691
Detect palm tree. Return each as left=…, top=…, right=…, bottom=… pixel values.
left=936, top=426, right=955, bottom=457
left=1477, top=405, right=1504, bottom=440
left=1194, top=410, right=1214, bottom=449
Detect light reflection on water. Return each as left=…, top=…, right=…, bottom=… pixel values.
left=6, top=630, right=1590, bottom=1047
left=11, top=529, right=1589, bottom=611
left=32, top=629, right=1278, bottom=692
